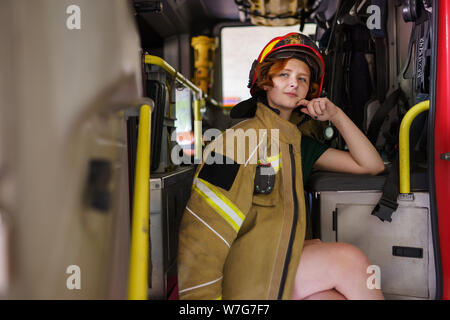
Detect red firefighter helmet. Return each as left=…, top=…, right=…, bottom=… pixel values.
left=248, top=32, right=325, bottom=97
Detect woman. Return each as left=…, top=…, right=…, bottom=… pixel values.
left=177, top=32, right=385, bottom=300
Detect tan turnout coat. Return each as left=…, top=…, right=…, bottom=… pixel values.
left=178, top=102, right=307, bottom=299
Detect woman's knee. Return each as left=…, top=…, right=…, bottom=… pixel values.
left=329, top=242, right=384, bottom=299
left=330, top=242, right=371, bottom=276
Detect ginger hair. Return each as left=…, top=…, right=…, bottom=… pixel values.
left=253, top=58, right=319, bottom=100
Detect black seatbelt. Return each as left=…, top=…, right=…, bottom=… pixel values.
left=366, top=88, right=405, bottom=145
left=371, top=154, right=399, bottom=222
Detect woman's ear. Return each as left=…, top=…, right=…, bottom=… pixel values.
left=307, top=82, right=319, bottom=99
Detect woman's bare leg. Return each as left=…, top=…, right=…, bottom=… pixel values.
left=291, top=241, right=384, bottom=300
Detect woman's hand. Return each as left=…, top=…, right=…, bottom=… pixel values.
left=297, top=97, right=339, bottom=122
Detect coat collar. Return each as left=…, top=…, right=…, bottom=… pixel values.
left=255, top=101, right=302, bottom=145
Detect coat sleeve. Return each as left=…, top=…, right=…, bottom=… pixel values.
left=177, top=151, right=255, bottom=299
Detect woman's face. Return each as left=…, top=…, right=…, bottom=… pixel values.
left=264, top=58, right=311, bottom=113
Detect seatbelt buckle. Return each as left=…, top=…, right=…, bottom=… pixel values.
left=371, top=198, right=398, bottom=222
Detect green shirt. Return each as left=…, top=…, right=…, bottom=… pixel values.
left=301, top=135, right=329, bottom=184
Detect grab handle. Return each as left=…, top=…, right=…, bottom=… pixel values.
left=128, top=104, right=152, bottom=300
left=399, top=100, right=429, bottom=194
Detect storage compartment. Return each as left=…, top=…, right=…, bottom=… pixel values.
left=336, top=199, right=430, bottom=298
left=306, top=171, right=435, bottom=299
